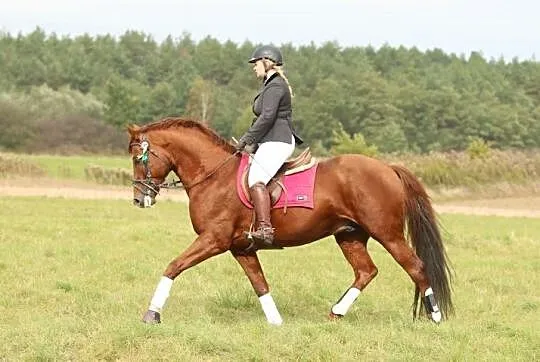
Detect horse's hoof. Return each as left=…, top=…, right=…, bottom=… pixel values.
left=431, top=311, right=442, bottom=324
left=142, top=310, right=161, bottom=324
left=328, top=311, right=343, bottom=321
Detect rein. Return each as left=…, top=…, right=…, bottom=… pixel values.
left=130, top=138, right=238, bottom=195
left=182, top=152, right=238, bottom=190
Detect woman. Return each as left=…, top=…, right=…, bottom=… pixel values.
left=236, top=44, right=303, bottom=246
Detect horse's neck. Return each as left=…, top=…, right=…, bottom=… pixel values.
left=163, top=130, right=233, bottom=190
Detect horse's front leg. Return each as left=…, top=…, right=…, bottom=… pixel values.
left=231, top=250, right=283, bottom=325
left=142, top=232, right=229, bottom=324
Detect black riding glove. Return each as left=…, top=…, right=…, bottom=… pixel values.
left=235, top=139, right=247, bottom=152
left=244, top=143, right=258, bottom=154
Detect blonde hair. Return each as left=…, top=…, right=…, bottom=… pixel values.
left=274, top=66, right=294, bottom=98
left=263, top=59, right=294, bottom=97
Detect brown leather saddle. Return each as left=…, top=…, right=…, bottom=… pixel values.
left=240, top=148, right=316, bottom=205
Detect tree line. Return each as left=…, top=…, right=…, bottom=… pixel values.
left=1, top=27, right=539, bottom=154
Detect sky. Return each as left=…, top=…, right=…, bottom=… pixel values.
left=1, top=0, right=538, bottom=60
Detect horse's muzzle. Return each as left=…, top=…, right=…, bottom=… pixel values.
left=133, top=195, right=156, bottom=208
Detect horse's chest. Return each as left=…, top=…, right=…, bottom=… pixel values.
left=188, top=192, right=235, bottom=233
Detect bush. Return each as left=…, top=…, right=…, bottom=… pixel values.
left=0, top=85, right=112, bottom=153
left=28, top=115, right=128, bottom=154
left=0, top=98, right=35, bottom=151
left=330, top=124, right=378, bottom=156
left=466, top=137, right=492, bottom=159
left=388, top=149, right=540, bottom=188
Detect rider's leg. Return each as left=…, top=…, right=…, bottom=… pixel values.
left=247, top=138, right=295, bottom=245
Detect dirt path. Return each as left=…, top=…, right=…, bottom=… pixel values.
left=434, top=204, right=540, bottom=218
left=1, top=181, right=539, bottom=218
left=0, top=182, right=188, bottom=202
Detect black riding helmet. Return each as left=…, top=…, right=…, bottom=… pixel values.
left=248, top=44, right=283, bottom=66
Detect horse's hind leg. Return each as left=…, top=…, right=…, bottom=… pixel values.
left=330, top=229, right=378, bottom=319
left=231, top=250, right=283, bottom=325
left=374, top=229, right=438, bottom=321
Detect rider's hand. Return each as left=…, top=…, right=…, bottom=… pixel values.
left=245, top=143, right=258, bottom=154
left=235, top=139, right=247, bottom=152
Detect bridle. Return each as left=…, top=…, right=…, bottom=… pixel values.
left=130, top=136, right=238, bottom=204
left=130, top=137, right=176, bottom=206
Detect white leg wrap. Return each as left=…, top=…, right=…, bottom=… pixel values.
left=258, top=293, right=283, bottom=326
left=149, top=276, right=173, bottom=313
left=331, top=287, right=361, bottom=316
left=425, top=287, right=442, bottom=323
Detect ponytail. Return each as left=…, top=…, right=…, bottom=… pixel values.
left=274, top=66, right=294, bottom=98
left=263, top=59, right=294, bottom=97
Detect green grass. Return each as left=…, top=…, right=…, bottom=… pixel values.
left=0, top=197, right=539, bottom=361
left=23, top=153, right=131, bottom=179
left=1, top=153, right=178, bottom=186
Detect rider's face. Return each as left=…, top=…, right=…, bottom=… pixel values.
left=253, top=60, right=266, bottom=79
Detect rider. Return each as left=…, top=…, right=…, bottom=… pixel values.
left=236, top=44, right=303, bottom=246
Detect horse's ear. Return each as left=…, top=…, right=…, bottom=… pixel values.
left=127, top=124, right=140, bottom=137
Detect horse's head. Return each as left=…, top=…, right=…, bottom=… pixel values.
left=127, top=125, right=173, bottom=208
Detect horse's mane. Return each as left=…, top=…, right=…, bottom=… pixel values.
left=138, top=117, right=236, bottom=153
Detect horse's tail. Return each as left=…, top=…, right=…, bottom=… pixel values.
left=391, top=164, right=454, bottom=320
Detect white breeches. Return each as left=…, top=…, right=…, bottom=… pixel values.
left=248, top=136, right=295, bottom=187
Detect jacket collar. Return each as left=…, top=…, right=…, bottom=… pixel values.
left=263, top=71, right=280, bottom=85
left=254, top=72, right=280, bottom=101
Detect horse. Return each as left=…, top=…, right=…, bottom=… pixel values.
left=127, top=117, right=453, bottom=326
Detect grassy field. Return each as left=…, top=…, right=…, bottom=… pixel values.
left=22, top=153, right=130, bottom=180
left=0, top=197, right=539, bottom=361
left=1, top=153, right=184, bottom=187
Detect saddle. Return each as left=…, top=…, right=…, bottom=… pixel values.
left=240, top=148, right=316, bottom=206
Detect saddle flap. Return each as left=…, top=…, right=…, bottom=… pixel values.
left=240, top=166, right=282, bottom=206
left=237, top=151, right=318, bottom=210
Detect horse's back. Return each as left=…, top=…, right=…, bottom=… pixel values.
left=317, top=153, right=400, bottom=183
left=315, top=153, right=406, bottom=210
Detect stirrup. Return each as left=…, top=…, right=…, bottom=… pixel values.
left=243, top=227, right=281, bottom=250
left=246, top=227, right=274, bottom=243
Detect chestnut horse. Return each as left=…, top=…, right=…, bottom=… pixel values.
left=128, top=117, right=453, bottom=325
